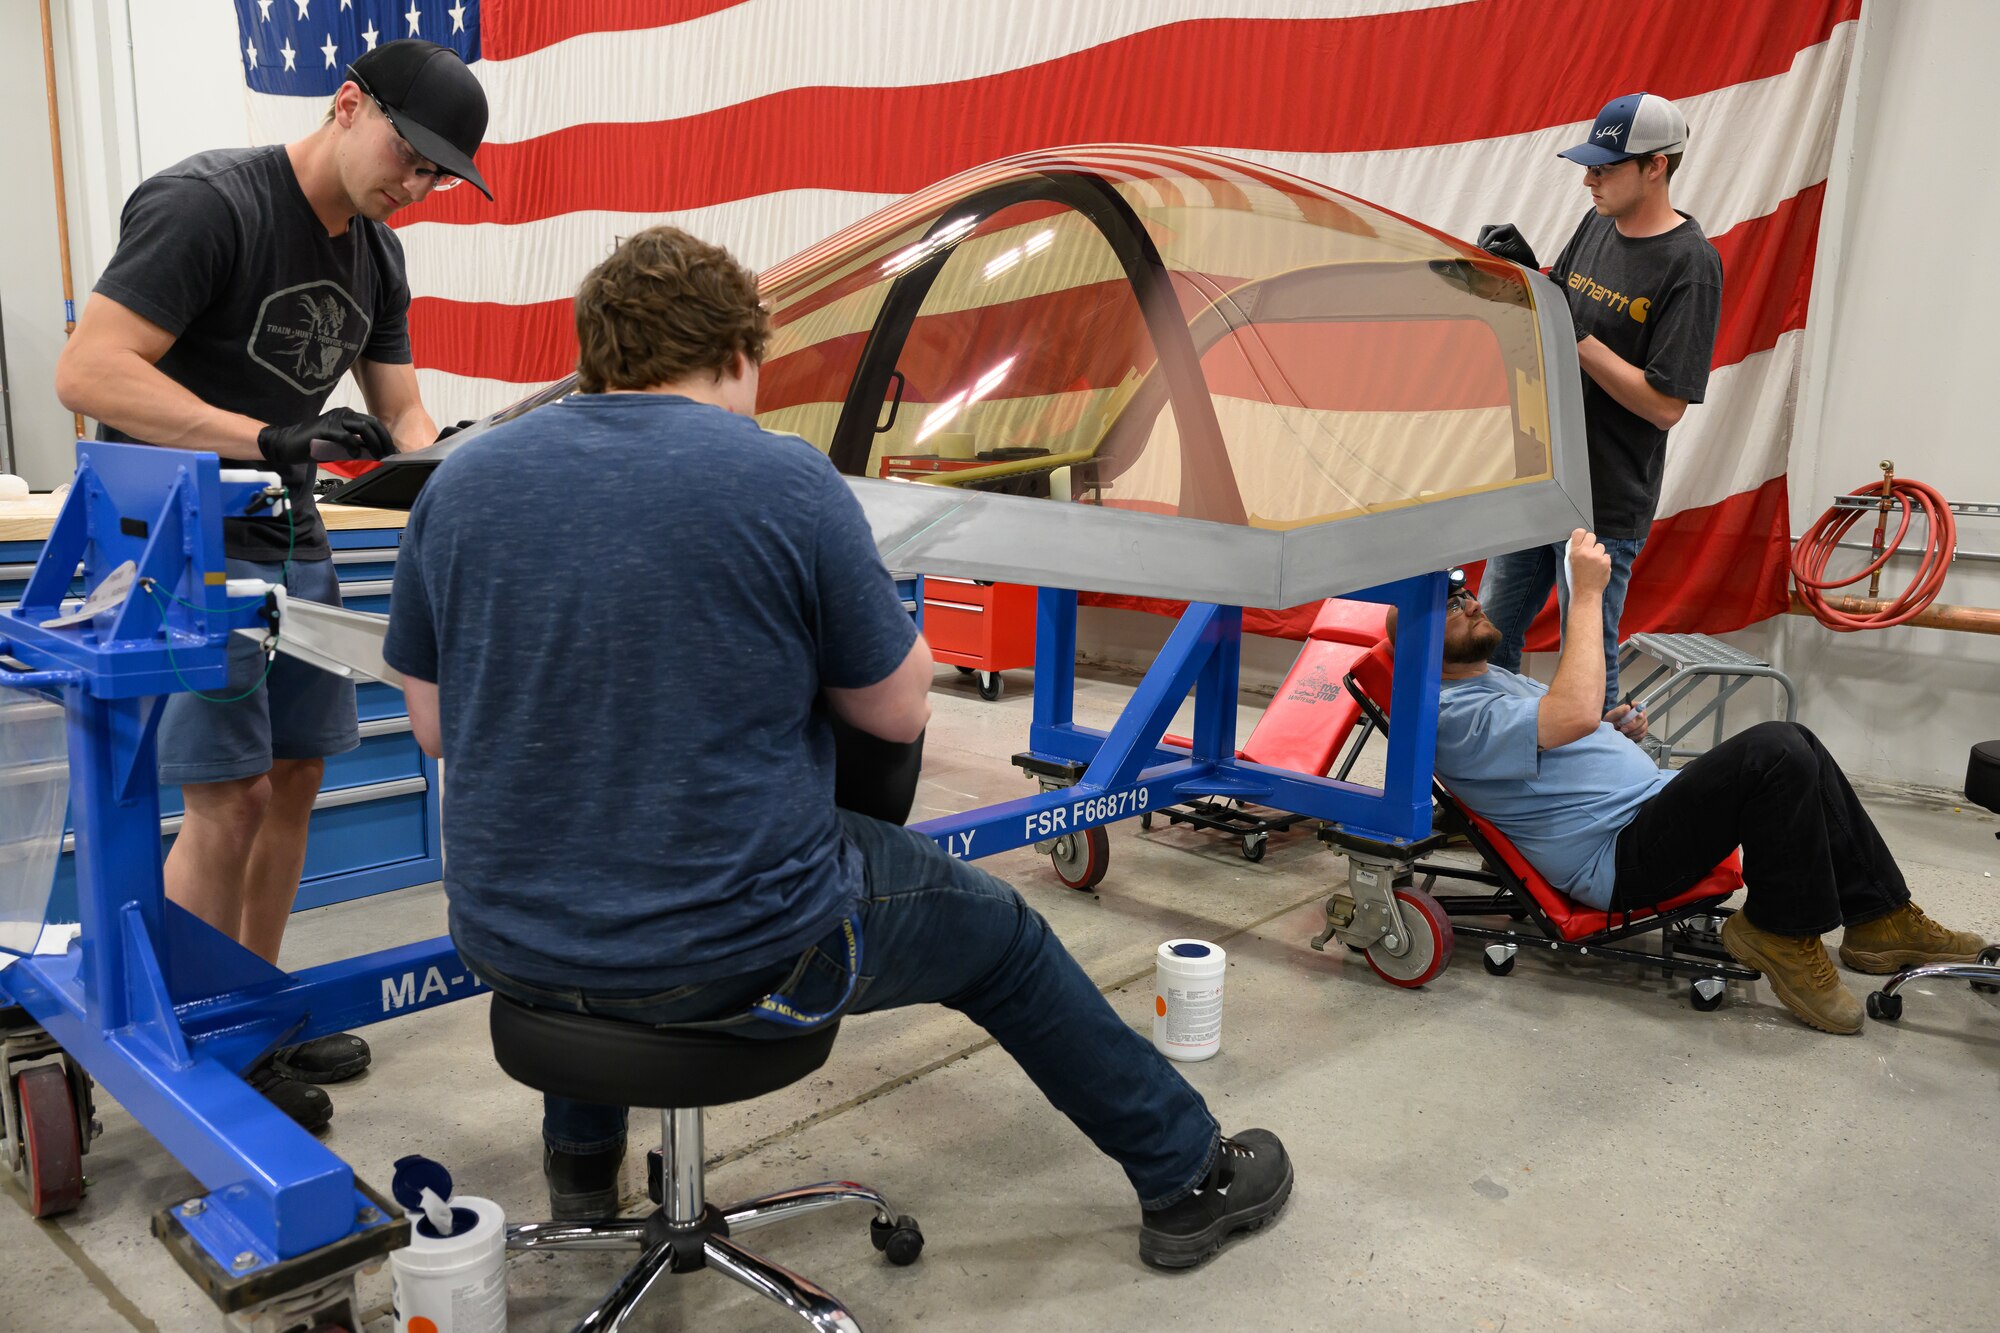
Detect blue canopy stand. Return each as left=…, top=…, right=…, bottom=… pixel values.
left=0, top=444, right=471, bottom=1325
left=907, top=581, right=1458, bottom=983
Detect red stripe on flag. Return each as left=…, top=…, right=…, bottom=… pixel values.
left=409, top=296, right=575, bottom=382
left=409, top=0, right=1860, bottom=226
left=1708, top=180, right=1824, bottom=370
left=484, top=1, right=751, bottom=60
left=1514, top=472, right=1796, bottom=649
left=425, top=274, right=1520, bottom=413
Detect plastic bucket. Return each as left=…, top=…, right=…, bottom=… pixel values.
left=390, top=1195, right=507, bottom=1333
left=1153, top=939, right=1226, bottom=1062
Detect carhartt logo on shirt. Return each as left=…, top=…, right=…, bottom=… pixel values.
left=248, top=280, right=369, bottom=394
left=1567, top=268, right=1653, bottom=320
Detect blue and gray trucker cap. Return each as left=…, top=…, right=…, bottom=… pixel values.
left=1558, top=92, right=1688, bottom=167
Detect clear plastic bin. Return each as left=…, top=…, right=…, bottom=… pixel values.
left=0, top=696, right=69, bottom=958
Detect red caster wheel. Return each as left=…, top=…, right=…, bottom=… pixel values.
left=16, top=1064, right=85, bottom=1218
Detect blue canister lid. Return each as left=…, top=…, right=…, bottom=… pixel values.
left=391, top=1155, right=454, bottom=1212
left=1169, top=942, right=1212, bottom=958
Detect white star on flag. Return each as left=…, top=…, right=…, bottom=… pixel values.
left=280, top=38, right=297, bottom=71
left=322, top=34, right=339, bottom=68
left=294, top=0, right=311, bottom=19
left=244, top=41, right=257, bottom=70
left=405, top=3, right=421, bottom=36
left=362, top=20, right=379, bottom=49
left=341, top=0, right=352, bottom=9
left=256, top=0, right=273, bottom=20
left=450, top=2, right=467, bottom=35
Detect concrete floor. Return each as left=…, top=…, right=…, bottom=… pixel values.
left=7, top=665, right=2000, bottom=1331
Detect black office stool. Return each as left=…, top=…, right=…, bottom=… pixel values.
left=490, top=996, right=923, bottom=1332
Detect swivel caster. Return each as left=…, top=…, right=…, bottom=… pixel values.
left=1866, top=990, right=1902, bottom=1022
left=1240, top=831, right=1268, bottom=862
left=1050, top=826, right=1109, bottom=891
left=12, top=1063, right=85, bottom=1218
left=1973, top=945, right=2000, bottom=994
left=1690, top=977, right=1726, bottom=1012
left=977, top=671, right=1004, bottom=702
left=1481, top=944, right=1517, bottom=977
left=1363, top=886, right=1455, bottom=989
left=870, top=1213, right=925, bottom=1266
left=1140, top=812, right=1153, bottom=831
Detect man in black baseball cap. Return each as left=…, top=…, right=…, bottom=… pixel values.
left=55, top=37, right=493, bottom=1133
left=348, top=38, right=493, bottom=200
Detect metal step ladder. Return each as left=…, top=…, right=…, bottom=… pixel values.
left=1618, top=632, right=1798, bottom=766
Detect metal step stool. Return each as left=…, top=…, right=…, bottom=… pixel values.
left=1618, top=632, right=1798, bottom=767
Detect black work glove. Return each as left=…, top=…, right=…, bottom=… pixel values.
left=257, top=409, right=395, bottom=467
left=1475, top=222, right=1540, bottom=270
left=433, top=418, right=477, bottom=442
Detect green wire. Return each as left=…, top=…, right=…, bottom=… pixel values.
left=144, top=580, right=278, bottom=703
left=138, top=489, right=298, bottom=704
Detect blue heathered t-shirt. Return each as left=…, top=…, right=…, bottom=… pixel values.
left=381, top=393, right=918, bottom=990
left=1433, top=669, right=1674, bottom=908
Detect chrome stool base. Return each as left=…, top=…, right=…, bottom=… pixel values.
left=505, top=1110, right=920, bottom=1332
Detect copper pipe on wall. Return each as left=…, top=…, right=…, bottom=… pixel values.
left=39, top=0, right=87, bottom=440
left=1787, top=591, right=2000, bottom=635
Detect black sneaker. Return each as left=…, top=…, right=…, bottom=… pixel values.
left=248, top=1064, right=333, bottom=1134
left=1139, top=1129, right=1292, bottom=1270
left=545, top=1141, right=626, bottom=1220
left=270, top=1032, right=372, bottom=1084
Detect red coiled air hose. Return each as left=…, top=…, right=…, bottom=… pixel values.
left=1791, top=476, right=1956, bottom=631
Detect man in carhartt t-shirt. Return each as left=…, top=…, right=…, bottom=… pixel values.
left=1479, top=92, right=1723, bottom=713
left=53, top=40, right=491, bottom=1131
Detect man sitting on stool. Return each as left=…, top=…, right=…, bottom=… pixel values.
left=1393, top=530, right=1985, bottom=1034
left=381, top=225, right=1291, bottom=1269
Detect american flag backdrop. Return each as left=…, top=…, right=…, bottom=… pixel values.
left=230, top=0, right=1859, bottom=641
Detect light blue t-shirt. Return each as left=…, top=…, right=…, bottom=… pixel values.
left=1433, top=669, right=1674, bottom=908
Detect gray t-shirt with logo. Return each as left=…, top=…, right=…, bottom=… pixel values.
left=1547, top=209, right=1722, bottom=539
left=92, top=146, right=413, bottom=561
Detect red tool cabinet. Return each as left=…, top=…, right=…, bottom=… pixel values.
left=880, top=453, right=1038, bottom=701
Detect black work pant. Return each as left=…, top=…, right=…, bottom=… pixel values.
left=1610, top=721, right=1909, bottom=936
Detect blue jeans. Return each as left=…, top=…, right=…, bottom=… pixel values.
left=1478, top=536, right=1646, bottom=713
left=466, top=811, right=1222, bottom=1209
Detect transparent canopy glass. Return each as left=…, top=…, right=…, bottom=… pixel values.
left=386, top=145, right=1589, bottom=605
left=756, top=145, right=1562, bottom=532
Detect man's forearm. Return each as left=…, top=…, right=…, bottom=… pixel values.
left=59, top=348, right=265, bottom=459
left=1543, top=588, right=1607, bottom=741
left=382, top=401, right=439, bottom=452
left=1577, top=336, right=1685, bottom=429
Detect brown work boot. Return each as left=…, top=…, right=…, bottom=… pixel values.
left=1837, top=903, right=1987, bottom=974
left=1720, top=914, right=1863, bottom=1034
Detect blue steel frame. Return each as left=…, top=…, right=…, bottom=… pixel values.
left=0, top=443, right=1446, bottom=1294
left=0, top=444, right=476, bottom=1278
left=910, top=580, right=1448, bottom=862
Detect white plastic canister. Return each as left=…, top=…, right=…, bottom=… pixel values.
left=1153, top=939, right=1226, bottom=1062
left=390, top=1195, right=508, bottom=1333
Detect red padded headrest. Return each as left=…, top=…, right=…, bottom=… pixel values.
left=1351, top=639, right=1395, bottom=709
left=1307, top=598, right=1391, bottom=646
